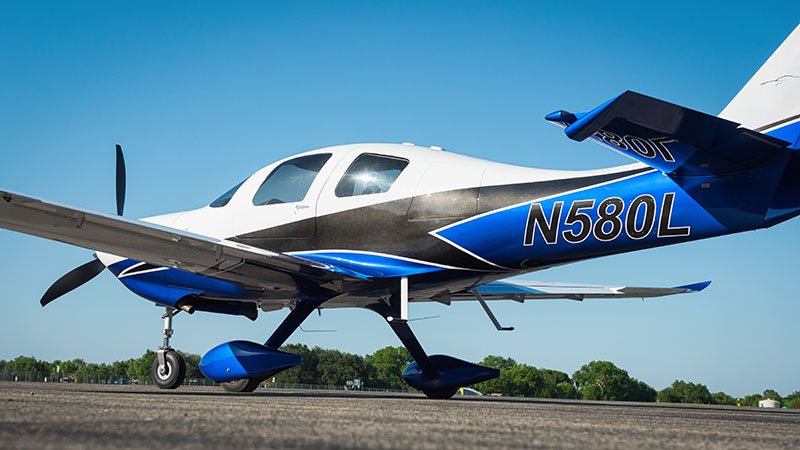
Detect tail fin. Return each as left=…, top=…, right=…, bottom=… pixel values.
left=719, top=24, right=800, bottom=147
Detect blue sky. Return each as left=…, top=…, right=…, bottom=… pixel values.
left=0, top=1, right=797, bottom=396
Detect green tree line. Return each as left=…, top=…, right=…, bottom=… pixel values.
left=0, top=351, right=203, bottom=384
left=1, top=348, right=797, bottom=408
left=473, top=357, right=799, bottom=408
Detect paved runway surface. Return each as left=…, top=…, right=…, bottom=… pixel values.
left=1, top=382, right=798, bottom=449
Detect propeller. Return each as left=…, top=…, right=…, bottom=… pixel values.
left=39, top=144, right=127, bottom=307
left=116, top=144, right=126, bottom=216
left=40, top=259, right=106, bottom=306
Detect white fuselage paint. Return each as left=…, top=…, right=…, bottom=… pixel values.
left=719, top=24, right=800, bottom=131
left=96, top=143, right=643, bottom=271
left=130, top=143, right=644, bottom=246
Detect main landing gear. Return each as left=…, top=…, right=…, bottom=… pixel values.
left=366, top=289, right=499, bottom=400
left=217, top=296, right=328, bottom=393
left=151, top=307, right=186, bottom=389
left=195, top=288, right=498, bottom=399
left=220, top=377, right=262, bottom=393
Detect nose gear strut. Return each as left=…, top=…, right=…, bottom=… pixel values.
left=151, top=307, right=186, bottom=389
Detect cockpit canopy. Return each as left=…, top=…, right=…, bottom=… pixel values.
left=252, top=153, right=331, bottom=206
left=209, top=180, right=245, bottom=208
left=208, top=150, right=410, bottom=208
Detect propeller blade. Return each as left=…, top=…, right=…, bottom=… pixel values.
left=40, top=259, right=106, bottom=307
left=115, top=144, right=126, bottom=216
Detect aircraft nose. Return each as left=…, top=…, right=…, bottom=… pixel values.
left=94, top=251, right=122, bottom=268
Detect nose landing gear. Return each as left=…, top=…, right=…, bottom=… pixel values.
left=151, top=349, right=186, bottom=389
left=151, top=307, right=186, bottom=389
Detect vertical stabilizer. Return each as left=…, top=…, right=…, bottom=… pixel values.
left=719, top=24, right=800, bottom=145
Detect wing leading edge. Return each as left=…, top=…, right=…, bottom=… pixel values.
left=0, top=190, right=367, bottom=291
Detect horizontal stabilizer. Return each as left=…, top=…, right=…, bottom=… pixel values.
left=546, top=91, right=791, bottom=176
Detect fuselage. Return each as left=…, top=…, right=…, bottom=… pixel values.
left=146, top=143, right=651, bottom=268
left=97, top=141, right=800, bottom=310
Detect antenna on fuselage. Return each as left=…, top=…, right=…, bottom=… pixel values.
left=407, top=315, right=440, bottom=322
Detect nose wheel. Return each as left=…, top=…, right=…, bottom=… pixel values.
left=151, top=349, right=186, bottom=389
left=151, top=307, right=186, bottom=389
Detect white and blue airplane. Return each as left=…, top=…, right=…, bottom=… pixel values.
left=1, top=25, right=799, bottom=399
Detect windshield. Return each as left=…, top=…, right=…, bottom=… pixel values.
left=209, top=179, right=245, bottom=208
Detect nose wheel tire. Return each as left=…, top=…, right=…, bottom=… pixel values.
left=220, top=378, right=262, bottom=393
left=423, top=388, right=459, bottom=400
left=151, top=350, right=186, bottom=389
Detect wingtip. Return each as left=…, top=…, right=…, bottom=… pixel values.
left=545, top=110, right=576, bottom=123
left=676, top=280, right=712, bottom=292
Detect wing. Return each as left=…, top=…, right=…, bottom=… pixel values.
left=444, top=279, right=710, bottom=302
left=0, top=190, right=367, bottom=291
left=545, top=90, right=790, bottom=176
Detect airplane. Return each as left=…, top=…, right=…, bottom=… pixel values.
left=1, top=24, right=798, bottom=399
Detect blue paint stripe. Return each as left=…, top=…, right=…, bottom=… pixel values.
left=292, top=251, right=446, bottom=278
left=766, top=120, right=800, bottom=149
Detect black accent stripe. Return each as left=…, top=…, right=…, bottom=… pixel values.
left=231, top=167, right=651, bottom=270
left=754, top=113, right=800, bottom=133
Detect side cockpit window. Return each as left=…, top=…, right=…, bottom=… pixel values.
left=252, top=153, right=332, bottom=206
left=209, top=179, right=245, bottom=208
left=335, top=154, right=409, bottom=198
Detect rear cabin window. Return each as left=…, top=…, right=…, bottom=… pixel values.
left=252, top=153, right=331, bottom=206
left=335, top=154, right=409, bottom=198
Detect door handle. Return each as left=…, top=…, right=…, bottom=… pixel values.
left=295, top=204, right=310, bottom=210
